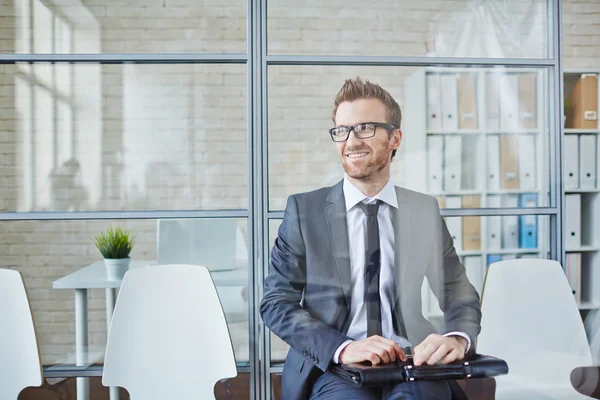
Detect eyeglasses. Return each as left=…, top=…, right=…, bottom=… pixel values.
left=328, top=122, right=396, bottom=142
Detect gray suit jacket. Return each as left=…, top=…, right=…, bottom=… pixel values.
left=260, top=181, right=482, bottom=400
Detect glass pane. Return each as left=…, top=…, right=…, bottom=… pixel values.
left=1, top=218, right=249, bottom=373
left=268, top=215, right=556, bottom=364
left=268, top=66, right=551, bottom=210
left=8, top=0, right=246, bottom=53
left=2, top=63, right=247, bottom=212
left=268, top=0, right=549, bottom=58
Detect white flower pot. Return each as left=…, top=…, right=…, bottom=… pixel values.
left=104, top=258, right=131, bottom=280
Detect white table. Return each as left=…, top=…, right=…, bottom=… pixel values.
left=53, top=260, right=247, bottom=400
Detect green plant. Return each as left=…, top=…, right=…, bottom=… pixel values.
left=92, top=226, right=135, bottom=259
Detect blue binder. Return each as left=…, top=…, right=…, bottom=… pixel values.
left=519, top=193, right=538, bottom=249
left=486, top=254, right=502, bottom=266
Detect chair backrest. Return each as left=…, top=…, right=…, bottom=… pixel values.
left=102, top=264, right=237, bottom=399
left=478, top=259, right=592, bottom=399
left=157, top=218, right=244, bottom=271
left=0, top=269, right=43, bottom=399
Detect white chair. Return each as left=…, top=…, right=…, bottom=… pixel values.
left=102, top=264, right=237, bottom=399
left=0, top=268, right=43, bottom=399
left=477, top=258, right=592, bottom=399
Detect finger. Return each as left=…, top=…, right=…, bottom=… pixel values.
left=441, top=348, right=463, bottom=365
left=427, top=343, right=450, bottom=365
left=370, top=340, right=398, bottom=362
left=368, top=344, right=391, bottom=364
left=365, top=350, right=382, bottom=365
left=414, top=342, right=437, bottom=366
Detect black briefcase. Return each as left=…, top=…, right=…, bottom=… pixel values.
left=331, top=354, right=508, bottom=387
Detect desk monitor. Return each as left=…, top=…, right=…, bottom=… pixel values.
left=157, top=218, right=243, bottom=272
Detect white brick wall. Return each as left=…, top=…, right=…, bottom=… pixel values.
left=0, top=0, right=599, bottom=365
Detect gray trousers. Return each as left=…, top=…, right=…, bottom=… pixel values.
left=309, top=371, right=455, bottom=400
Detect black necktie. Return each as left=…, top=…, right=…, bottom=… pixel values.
left=357, top=200, right=382, bottom=337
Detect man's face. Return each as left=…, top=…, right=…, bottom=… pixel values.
left=334, top=98, right=401, bottom=181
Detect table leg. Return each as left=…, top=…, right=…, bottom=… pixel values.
left=106, top=288, right=119, bottom=400
left=75, top=289, right=89, bottom=400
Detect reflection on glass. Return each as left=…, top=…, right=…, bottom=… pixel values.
left=268, top=66, right=551, bottom=211
left=11, top=0, right=245, bottom=53
left=3, top=63, right=247, bottom=212
left=0, top=218, right=249, bottom=365
left=268, top=0, right=549, bottom=58
left=269, top=214, right=552, bottom=362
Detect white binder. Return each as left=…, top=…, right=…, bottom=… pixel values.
left=464, top=256, right=483, bottom=296
left=427, top=136, right=444, bottom=193
left=445, top=196, right=463, bottom=252
left=440, top=74, right=458, bottom=131
left=486, top=73, right=500, bottom=131
left=579, top=135, right=597, bottom=189
left=501, top=195, right=520, bottom=249
left=427, top=74, right=442, bottom=132
left=565, top=194, right=582, bottom=249
left=500, top=74, right=519, bottom=131
left=518, top=134, right=536, bottom=190
left=564, top=135, right=580, bottom=189
left=444, top=136, right=462, bottom=192
left=487, top=135, right=501, bottom=191
left=486, top=195, right=502, bottom=250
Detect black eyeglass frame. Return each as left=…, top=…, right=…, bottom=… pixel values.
left=328, top=122, right=397, bottom=142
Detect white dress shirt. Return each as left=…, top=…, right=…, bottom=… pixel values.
left=332, top=176, right=471, bottom=363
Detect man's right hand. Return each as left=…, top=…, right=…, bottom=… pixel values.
left=339, top=336, right=407, bottom=365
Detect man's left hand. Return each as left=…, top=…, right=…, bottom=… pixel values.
left=413, top=334, right=467, bottom=366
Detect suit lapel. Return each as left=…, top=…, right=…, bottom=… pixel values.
left=392, top=187, right=411, bottom=337
left=325, top=181, right=352, bottom=311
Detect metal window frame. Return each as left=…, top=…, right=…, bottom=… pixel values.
left=2, top=1, right=563, bottom=399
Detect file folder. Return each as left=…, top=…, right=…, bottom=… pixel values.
left=579, top=135, right=596, bottom=189
left=501, top=195, right=519, bottom=249
left=427, top=73, right=442, bottom=132
left=564, top=135, right=580, bottom=190
left=445, top=196, right=463, bottom=252
left=487, top=254, right=502, bottom=265
left=457, top=74, right=478, bottom=130
left=486, top=73, right=500, bottom=131
left=565, top=253, right=582, bottom=305
left=427, top=136, right=444, bottom=193
left=487, top=135, right=501, bottom=191
left=461, top=137, right=479, bottom=191
left=518, top=134, right=536, bottom=190
left=486, top=196, right=502, bottom=250
left=565, top=194, right=582, bottom=249
left=464, top=256, right=483, bottom=295
left=444, top=136, right=462, bottom=192
left=441, top=74, right=458, bottom=131
left=519, top=193, right=538, bottom=249
left=518, top=73, right=537, bottom=130
left=499, top=135, right=520, bottom=189
left=566, top=74, right=598, bottom=130
left=500, top=74, right=519, bottom=131
left=462, top=195, right=481, bottom=251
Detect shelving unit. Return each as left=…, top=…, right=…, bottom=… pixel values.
left=402, top=67, right=552, bottom=319
left=563, top=70, right=600, bottom=312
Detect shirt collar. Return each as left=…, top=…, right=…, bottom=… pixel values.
left=343, top=175, right=399, bottom=212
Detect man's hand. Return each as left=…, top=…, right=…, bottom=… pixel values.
left=413, top=334, right=468, bottom=366
left=339, top=336, right=407, bottom=365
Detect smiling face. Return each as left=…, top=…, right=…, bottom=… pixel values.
left=334, top=98, right=401, bottom=188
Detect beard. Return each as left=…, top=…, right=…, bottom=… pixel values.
left=341, top=146, right=390, bottom=180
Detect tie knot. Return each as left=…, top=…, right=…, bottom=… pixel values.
left=357, top=200, right=381, bottom=216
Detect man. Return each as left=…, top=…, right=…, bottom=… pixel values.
left=260, top=77, right=482, bottom=399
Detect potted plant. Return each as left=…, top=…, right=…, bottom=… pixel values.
left=92, top=226, right=135, bottom=280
